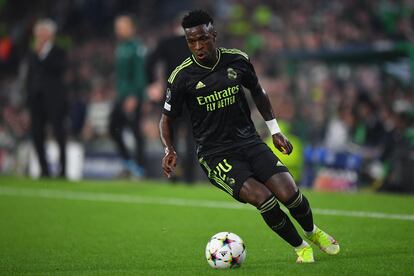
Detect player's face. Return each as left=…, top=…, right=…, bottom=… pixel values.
left=185, top=23, right=217, bottom=65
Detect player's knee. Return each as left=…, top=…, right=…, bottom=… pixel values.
left=240, top=180, right=273, bottom=208
left=266, top=172, right=298, bottom=202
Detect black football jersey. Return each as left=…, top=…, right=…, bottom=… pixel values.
left=162, top=47, right=262, bottom=156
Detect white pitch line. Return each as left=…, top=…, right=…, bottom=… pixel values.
left=0, top=186, right=413, bottom=221
left=311, top=208, right=414, bottom=221
left=0, top=186, right=248, bottom=210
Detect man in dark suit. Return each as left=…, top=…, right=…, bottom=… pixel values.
left=26, top=19, right=68, bottom=178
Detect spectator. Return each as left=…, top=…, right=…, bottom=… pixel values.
left=324, top=104, right=355, bottom=151
left=354, top=94, right=386, bottom=147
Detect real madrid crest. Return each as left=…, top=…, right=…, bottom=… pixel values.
left=227, top=68, right=237, bottom=80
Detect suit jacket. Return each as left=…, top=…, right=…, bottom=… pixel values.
left=26, top=44, right=67, bottom=107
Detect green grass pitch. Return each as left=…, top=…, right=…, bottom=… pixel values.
left=0, top=176, right=413, bottom=275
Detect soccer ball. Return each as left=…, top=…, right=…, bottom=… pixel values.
left=205, top=232, right=246, bottom=269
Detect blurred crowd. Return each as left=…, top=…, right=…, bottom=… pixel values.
left=0, top=0, right=413, bottom=191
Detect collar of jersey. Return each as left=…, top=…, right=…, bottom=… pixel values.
left=191, top=49, right=221, bottom=70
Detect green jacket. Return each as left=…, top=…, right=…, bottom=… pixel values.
left=115, top=39, right=147, bottom=101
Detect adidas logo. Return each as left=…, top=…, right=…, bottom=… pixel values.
left=196, top=81, right=206, bottom=89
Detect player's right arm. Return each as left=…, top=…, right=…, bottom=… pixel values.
left=159, top=73, right=186, bottom=178
left=159, top=114, right=177, bottom=178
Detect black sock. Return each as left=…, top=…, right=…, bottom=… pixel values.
left=285, top=191, right=314, bottom=232
left=258, top=195, right=303, bottom=247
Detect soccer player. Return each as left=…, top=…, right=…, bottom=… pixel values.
left=159, top=10, right=339, bottom=263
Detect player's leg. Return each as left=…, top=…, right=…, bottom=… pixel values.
left=248, top=143, right=339, bottom=255
left=246, top=144, right=315, bottom=231
left=199, top=153, right=313, bottom=263
left=239, top=178, right=314, bottom=263
left=239, top=178, right=304, bottom=246
left=265, top=170, right=340, bottom=255
left=265, top=173, right=314, bottom=232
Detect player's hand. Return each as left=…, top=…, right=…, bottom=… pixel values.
left=272, top=133, right=293, bottom=155
left=123, top=96, right=138, bottom=114
left=162, top=148, right=177, bottom=178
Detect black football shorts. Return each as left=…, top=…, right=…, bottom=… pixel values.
left=198, top=142, right=289, bottom=202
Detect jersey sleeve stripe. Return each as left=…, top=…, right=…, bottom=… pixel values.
left=168, top=58, right=193, bottom=84
left=168, top=58, right=191, bottom=83
left=219, top=47, right=249, bottom=60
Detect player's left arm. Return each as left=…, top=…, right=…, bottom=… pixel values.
left=243, top=62, right=293, bottom=155
left=250, top=83, right=293, bottom=155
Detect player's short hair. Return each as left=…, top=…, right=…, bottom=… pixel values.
left=34, top=18, right=57, bottom=35
left=181, top=10, right=214, bottom=29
